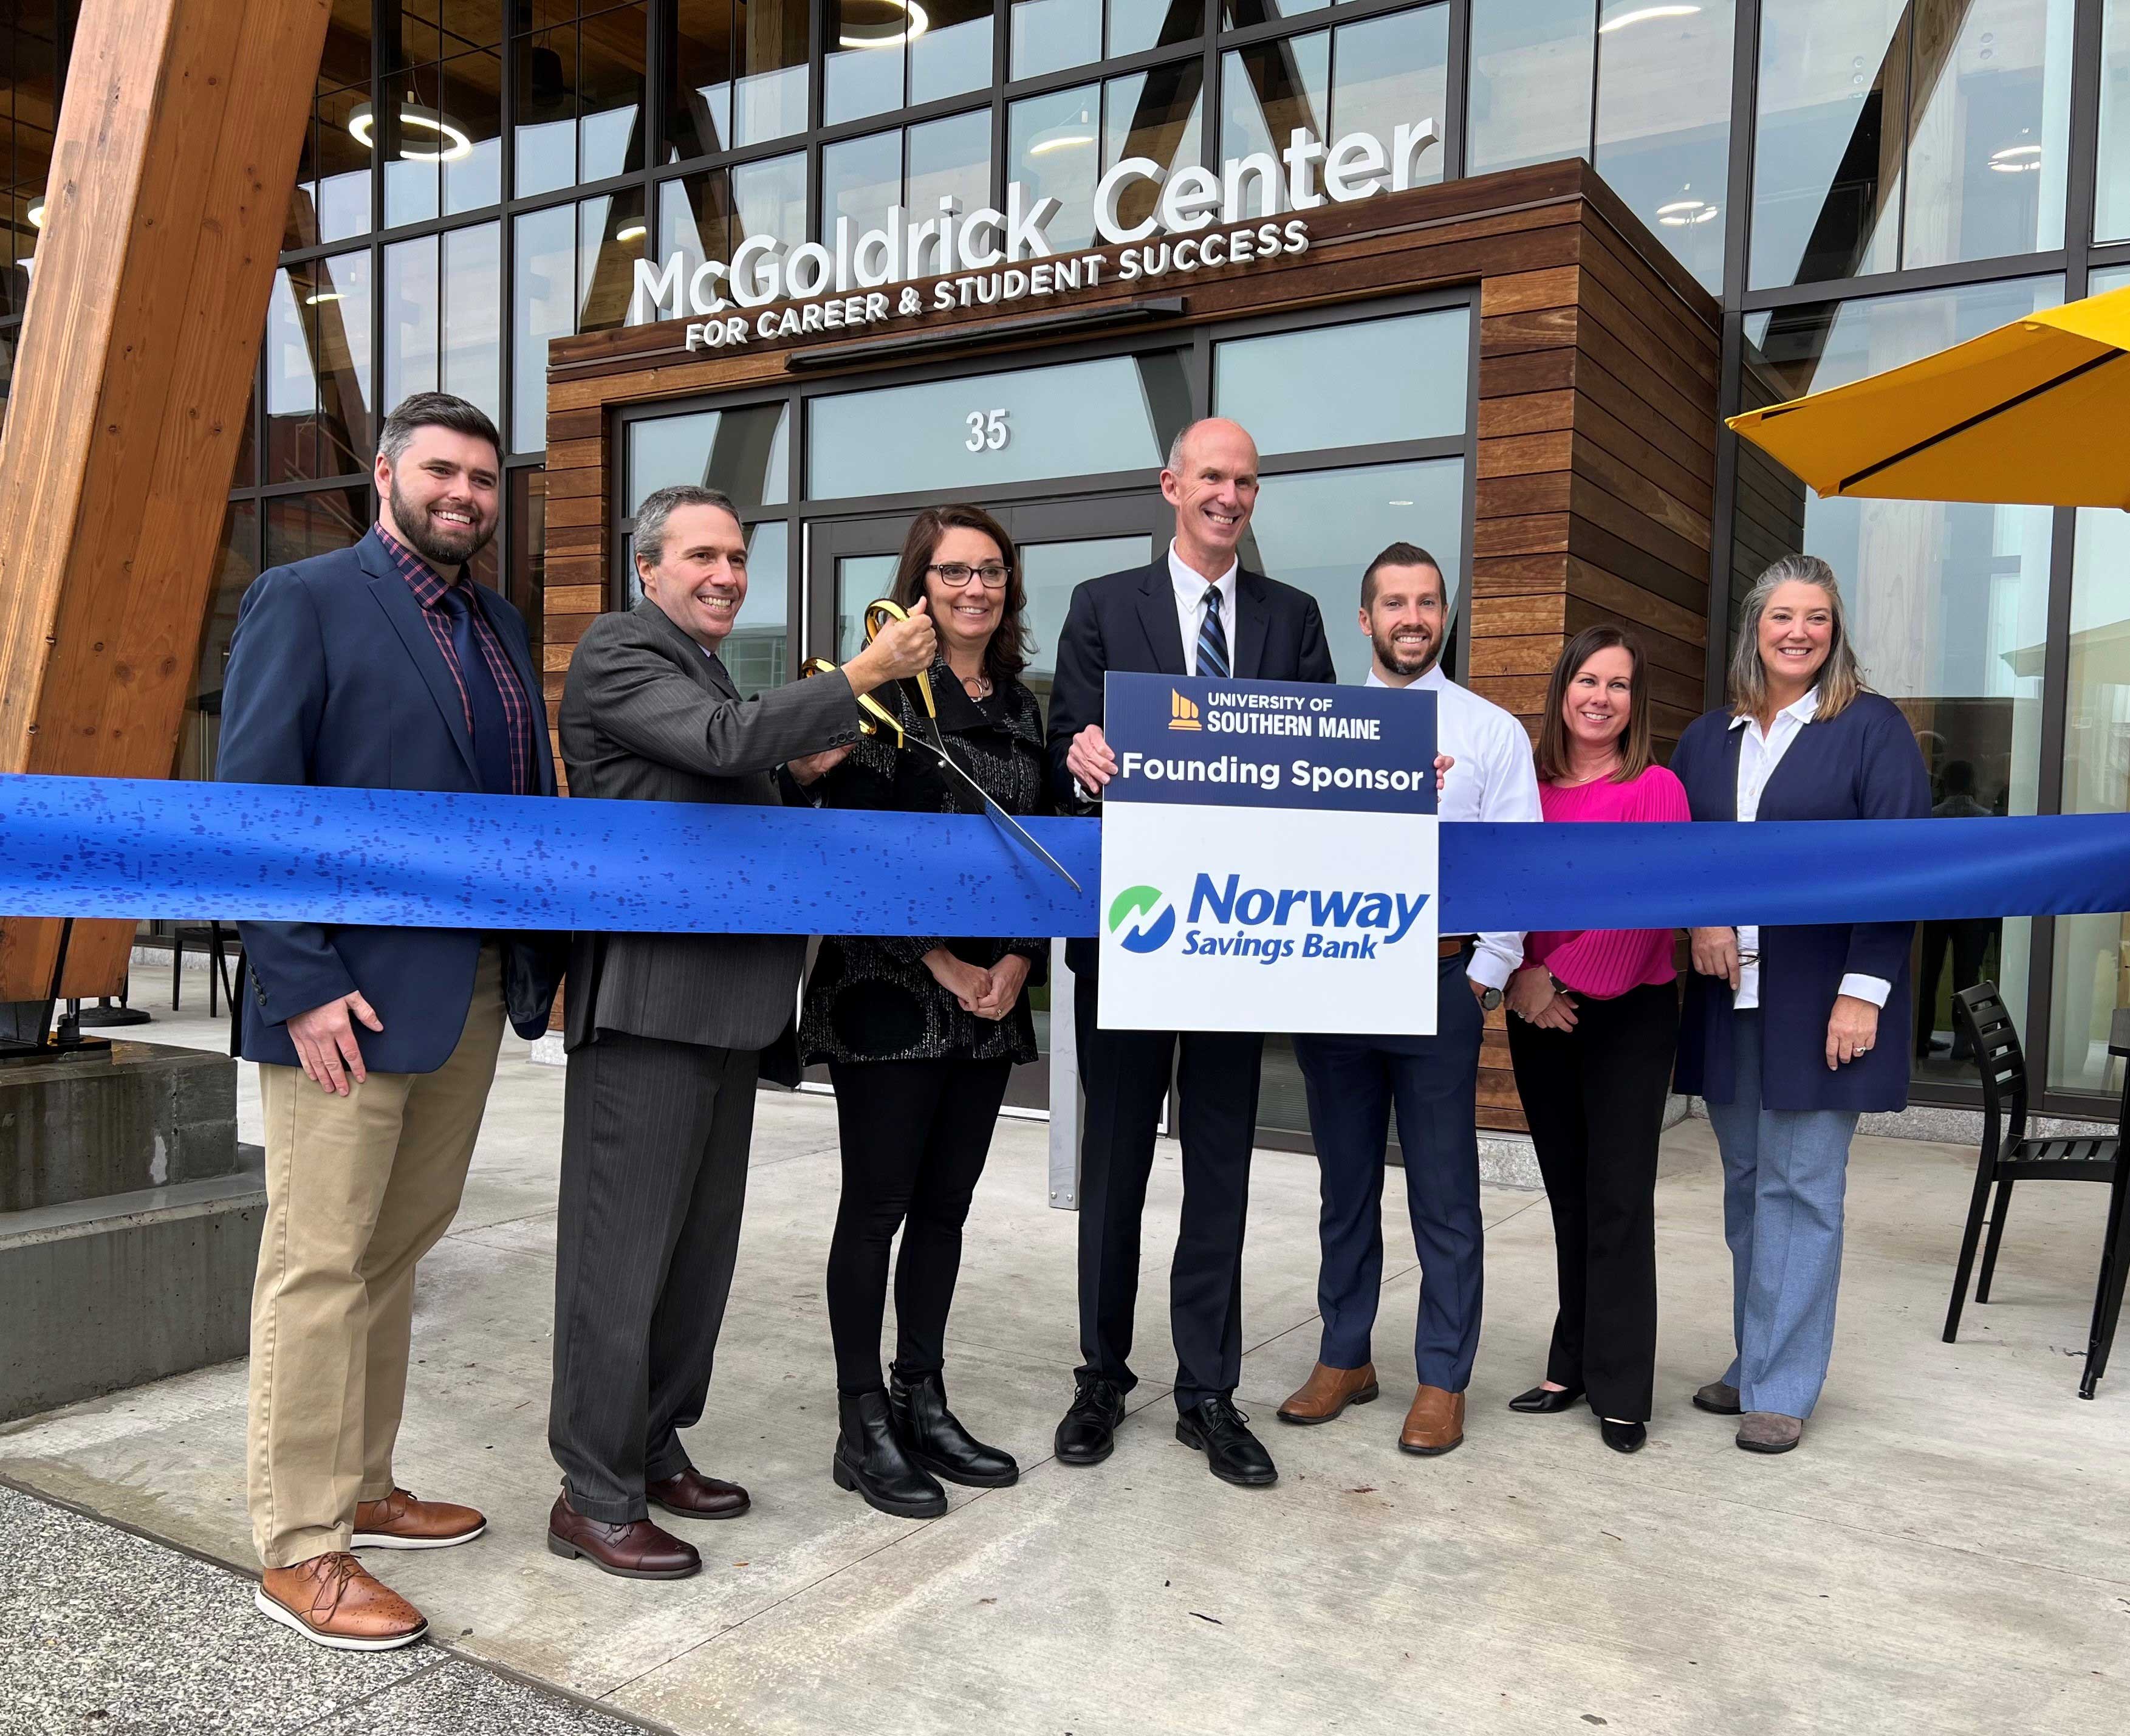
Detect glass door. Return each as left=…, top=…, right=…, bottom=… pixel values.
left=805, top=495, right=1164, bottom=1111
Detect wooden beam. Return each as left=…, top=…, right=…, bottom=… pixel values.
left=0, top=0, right=330, bottom=998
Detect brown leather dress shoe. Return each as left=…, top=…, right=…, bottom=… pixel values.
left=546, top=1493, right=700, bottom=1580
left=647, top=1467, right=750, bottom=1522
left=1276, top=1361, right=1381, bottom=1425
left=256, top=1552, right=427, bottom=1652
left=1399, top=1385, right=1465, bottom=1455
left=352, top=1487, right=486, bottom=1551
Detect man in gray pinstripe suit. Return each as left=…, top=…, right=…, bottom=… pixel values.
left=546, top=484, right=936, bottom=1580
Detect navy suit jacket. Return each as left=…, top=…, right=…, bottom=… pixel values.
left=1046, top=556, right=1336, bottom=973
left=1669, top=691, right=1930, bottom=1113
left=217, top=530, right=566, bottom=1074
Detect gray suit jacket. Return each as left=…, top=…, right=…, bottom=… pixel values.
left=559, top=600, right=861, bottom=1057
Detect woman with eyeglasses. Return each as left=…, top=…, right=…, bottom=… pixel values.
left=1669, top=554, right=1928, bottom=1455
left=791, top=503, right=1048, bottom=1518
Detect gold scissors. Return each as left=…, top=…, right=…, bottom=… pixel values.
left=802, top=599, right=1081, bottom=893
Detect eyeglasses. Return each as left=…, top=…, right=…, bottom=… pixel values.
left=928, top=561, right=1011, bottom=589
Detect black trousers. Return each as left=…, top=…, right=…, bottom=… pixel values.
left=824, top=1056, right=1013, bottom=1395
left=1915, top=917, right=1998, bottom=1056
left=1505, top=982, right=1678, bottom=1421
left=549, top=1031, right=757, bottom=1525
left=1074, top=967, right=1263, bottom=1412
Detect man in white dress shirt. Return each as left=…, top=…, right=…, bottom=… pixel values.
left=1276, top=542, right=1541, bottom=1456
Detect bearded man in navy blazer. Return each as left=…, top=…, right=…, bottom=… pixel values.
left=1045, top=416, right=1335, bottom=1488
left=219, top=393, right=564, bottom=1653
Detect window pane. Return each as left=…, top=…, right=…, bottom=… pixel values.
left=1020, top=535, right=1154, bottom=702
left=507, top=467, right=546, bottom=653
left=265, top=486, right=370, bottom=571
left=440, top=49, right=504, bottom=212
left=579, top=4, right=648, bottom=183
left=733, top=150, right=809, bottom=253
left=1009, top=85, right=1101, bottom=253
left=383, top=61, right=444, bottom=225
left=835, top=554, right=903, bottom=661
left=183, top=501, right=261, bottom=783
left=659, top=169, right=734, bottom=300
left=1744, top=278, right=2061, bottom=1090
left=1214, top=309, right=1468, bottom=456
left=826, top=1, right=908, bottom=127
left=909, top=108, right=993, bottom=230
left=628, top=403, right=791, bottom=513
left=515, top=27, right=580, bottom=197
left=728, top=521, right=791, bottom=696
left=265, top=266, right=320, bottom=482
left=807, top=353, right=1188, bottom=500
left=2101, top=1, right=2130, bottom=240
left=1595, top=0, right=1733, bottom=293
left=442, top=219, right=503, bottom=426
left=580, top=190, right=648, bottom=334
left=1332, top=5, right=1449, bottom=193
left=1467, top=0, right=1593, bottom=175
left=1245, top=459, right=1467, bottom=687
left=821, top=128, right=903, bottom=246
left=2050, top=264, right=2130, bottom=1093
left=383, top=234, right=442, bottom=412
left=315, top=250, right=375, bottom=476
left=1748, top=2, right=1906, bottom=289
left=665, top=0, right=733, bottom=160
left=1220, top=35, right=1329, bottom=210
left=315, top=86, right=374, bottom=242
left=1012, top=0, right=1101, bottom=81
left=735, top=0, right=810, bottom=145
left=1900, top=0, right=2073, bottom=271
left=1108, top=0, right=1197, bottom=60
left=910, top=0, right=993, bottom=106
left=1222, top=0, right=1331, bottom=26
left=1104, top=62, right=1202, bottom=235
left=512, top=204, right=577, bottom=452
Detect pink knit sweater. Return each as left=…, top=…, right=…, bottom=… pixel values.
left=1521, top=764, right=1691, bottom=998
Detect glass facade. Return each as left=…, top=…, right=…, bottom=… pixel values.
left=3, top=1, right=2129, bottom=1117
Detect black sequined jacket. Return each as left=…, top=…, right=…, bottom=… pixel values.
left=798, top=659, right=1050, bottom=1066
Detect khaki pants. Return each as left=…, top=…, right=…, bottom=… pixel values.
left=247, top=945, right=505, bottom=1567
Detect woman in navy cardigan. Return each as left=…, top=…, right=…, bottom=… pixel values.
left=1669, top=554, right=1930, bottom=1455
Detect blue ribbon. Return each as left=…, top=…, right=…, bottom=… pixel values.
left=1, top=774, right=2127, bottom=935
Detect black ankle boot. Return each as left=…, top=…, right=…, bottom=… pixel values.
left=889, top=1368, right=1019, bottom=1488
left=833, top=1390, right=948, bottom=1518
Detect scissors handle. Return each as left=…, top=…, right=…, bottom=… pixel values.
left=863, top=598, right=937, bottom=722
left=801, top=656, right=903, bottom=746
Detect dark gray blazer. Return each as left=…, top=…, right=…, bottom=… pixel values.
left=558, top=600, right=861, bottom=1057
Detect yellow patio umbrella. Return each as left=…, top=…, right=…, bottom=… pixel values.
left=1727, top=283, right=2130, bottom=509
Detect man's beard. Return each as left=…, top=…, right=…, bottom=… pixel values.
left=1371, top=623, right=1441, bottom=679
left=389, top=477, right=494, bottom=568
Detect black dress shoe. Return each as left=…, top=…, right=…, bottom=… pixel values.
left=1054, top=1376, right=1126, bottom=1466
left=1600, top=1418, right=1647, bottom=1454
left=889, top=1368, right=1018, bottom=1488
left=1174, top=1396, right=1277, bottom=1487
left=1507, top=1383, right=1586, bottom=1415
left=832, top=1391, right=948, bottom=1519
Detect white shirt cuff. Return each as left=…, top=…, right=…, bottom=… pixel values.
left=1838, top=972, right=1892, bottom=1008
left=1467, top=938, right=1521, bottom=992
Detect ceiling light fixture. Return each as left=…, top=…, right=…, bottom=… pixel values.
left=838, top=0, right=930, bottom=49
left=615, top=221, right=648, bottom=241
left=1656, top=196, right=1719, bottom=227
left=1599, top=4, right=1701, bottom=32
left=1029, top=111, right=1096, bottom=156
left=1989, top=143, right=2042, bottom=174
left=304, top=290, right=344, bottom=305
left=26, top=197, right=44, bottom=228
left=348, top=100, right=474, bottom=163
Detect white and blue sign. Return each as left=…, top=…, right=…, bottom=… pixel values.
left=1097, top=673, right=1440, bottom=1034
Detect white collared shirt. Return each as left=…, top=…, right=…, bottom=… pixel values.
left=1730, top=688, right=1889, bottom=1012
left=1368, top=663, right=1540, bottom=990
left=1169, top=541, right=1239, bottom=676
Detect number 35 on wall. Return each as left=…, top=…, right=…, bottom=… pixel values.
left=964, top=408, right=1010, bottom=452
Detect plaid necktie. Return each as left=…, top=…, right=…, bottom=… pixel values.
left=1196, top=583, right=1229, bottom=678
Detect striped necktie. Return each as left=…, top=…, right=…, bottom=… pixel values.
left=1196, top=583, right=1229, bottom=678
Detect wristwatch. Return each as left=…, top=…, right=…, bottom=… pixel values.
left=1478, top=984, right=1505, bottom=1012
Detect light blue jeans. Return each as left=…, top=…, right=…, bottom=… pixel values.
left=1703, top=1012, right=1860, bottom=1419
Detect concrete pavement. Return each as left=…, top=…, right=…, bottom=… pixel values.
left=2, top=956, right=2126, bottom=1733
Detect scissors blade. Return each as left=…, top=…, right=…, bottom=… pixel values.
left=906, top=737, right=1081, bottom=893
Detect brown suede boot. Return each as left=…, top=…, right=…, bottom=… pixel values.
left=255, top=1552, right=426, bottom=1652
left=1276, top=1362, right=1380, bottom=1425
left=1399, top=1385, right=1465, bottom=1456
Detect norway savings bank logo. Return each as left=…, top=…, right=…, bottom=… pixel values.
left=1108, top=885, right=1177, bottom=953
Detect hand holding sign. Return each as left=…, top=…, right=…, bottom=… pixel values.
left=1067, top=722, right=1118, bottom=795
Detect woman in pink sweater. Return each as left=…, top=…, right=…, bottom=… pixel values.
left=1502, top=625, right=1689, bottom=1455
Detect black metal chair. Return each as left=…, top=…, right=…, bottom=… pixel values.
left=170, top=921, right=238, bottom=1019
left=1943, top=984, right=2130, bottom=1399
